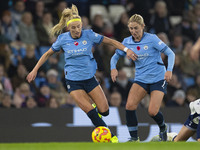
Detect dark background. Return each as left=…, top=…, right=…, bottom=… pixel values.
left=0, top=107, right=191, bottom=143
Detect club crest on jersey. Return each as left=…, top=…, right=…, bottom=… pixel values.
left=82, top=40, right=87, bottom=45
left=74, top=41, right=78, bottom=46
left=144, top=45, right=148, bottom=50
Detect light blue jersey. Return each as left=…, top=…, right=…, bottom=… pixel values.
left=111, top=32, right=175, bottom=83
left=51, top=29, right=103, bottom=81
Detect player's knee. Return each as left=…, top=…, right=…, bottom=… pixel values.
left=148, top=109, right=158, bottom=117
left=126, top=103, right=137, bottom=110
left=99, top=109, right=109, bottom=116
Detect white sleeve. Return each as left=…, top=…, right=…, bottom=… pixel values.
left=193, top=99, right=200, bottom=114
left=190, top=99, right=200, bottom=115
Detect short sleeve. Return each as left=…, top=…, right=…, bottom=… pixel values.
left=87, top=29, right=104, bottom=44
left=194, top=99, right=200, bottom=114
left=152, top=34, right=167, bottom=52
left=51, top=35, right=62, bottom=52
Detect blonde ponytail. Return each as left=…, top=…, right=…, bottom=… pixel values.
left=50, top=4, right=81, bottom=36
left=71, top=4, right=79, bottom=16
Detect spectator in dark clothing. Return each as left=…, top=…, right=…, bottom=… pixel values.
left=165, top=74, right=183, bottom=103
left=149, top=1, right=171, bottom=35
left=114, top=12, right=130, bottom=42
left=0, top=93, right=15, bottom=108
left=35, top=81, right=51, bottom=107
left=36, top=12, right=56, bottom=46
left=109, top=69, right=132, bottom=106
left=166, top=89, right=187, bottom=107
left=172, top=16, right=196, bottom=41
left=11, top=64, right=28, bottom=90
left=52, top=1, right=68, bottom=23
left=10, top=0, right=25, bottom=25
left=91, top=14, right=104, bottom=34
left=22, top=44, right=37, bottom=72
left=0, top=44, right=11, bottom=71
left=21, top=96, right=37, bottom=109
left=32, top=1, right=45, bottom=25
left=109, top=91, right=122, bottom=107
left=1, top=10, right=19, bottom=42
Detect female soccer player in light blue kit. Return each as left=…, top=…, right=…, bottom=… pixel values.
left=26, top=5, right=137, bottom=143
left=110, top=14, right=175, bottom=141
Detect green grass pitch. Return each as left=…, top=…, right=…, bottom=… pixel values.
left=0, top=142, right=200, bottom=150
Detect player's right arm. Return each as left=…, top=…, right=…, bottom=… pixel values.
left=26, top=48, right=54, bottom=83
left=102, top=36, right=137, bottom=61
left=110, top=52, right=124, bottom=82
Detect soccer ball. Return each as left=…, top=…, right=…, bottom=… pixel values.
left=91, top=126, right=112, bottom=143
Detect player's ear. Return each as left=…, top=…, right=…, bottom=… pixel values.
left=142, top=24, right=145, bottom=29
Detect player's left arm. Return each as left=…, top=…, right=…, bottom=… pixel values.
left=153, top=35, right=175, bottom=82
left=163, top=47, right=175, bottom=82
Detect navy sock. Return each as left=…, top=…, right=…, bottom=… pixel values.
left=197, top=116, right=200, bottom=140
left=87, top=109, right=107, bottom=127
left=87, top=109, right=115, bottom=137
left=151, top=111, right=165, bottom=132
left=126, top=110, right=138, bottom=138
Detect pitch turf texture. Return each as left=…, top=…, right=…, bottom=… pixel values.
left=0, top=142, right=199, bottom=150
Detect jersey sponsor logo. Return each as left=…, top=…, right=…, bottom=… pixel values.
left=82, top=40, right=87, bottom=45
left=66, top=43, right=70, bottom=46
left=144, top=45, right=148, bottom=50
left=158, top=41, right=164, bottom=45
left=74, top=41, right=79, bottom=46
left=137, top=46, right=140, bottom=51
left=67, top=48, right=87, bottom=54
left=137, top=53, right=149, bottom=60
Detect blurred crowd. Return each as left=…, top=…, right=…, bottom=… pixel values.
left=0, top=0, right=200, bottom=109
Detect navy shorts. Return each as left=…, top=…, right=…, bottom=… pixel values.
left=184, top=113, right=199, bottom=130
left=65, top=76, right=99, bottom=93
left=134, top=80, right=167, bottom=94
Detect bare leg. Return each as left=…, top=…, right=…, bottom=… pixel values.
left=148, top=90, right=164, bottom=116
left=88, top=85, right=109, bottom=114
left=174, top=126, right=195, bottom=141
left=126, top=83, right=147, bottom=110
left=70, top=89, right=93, bottom=113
